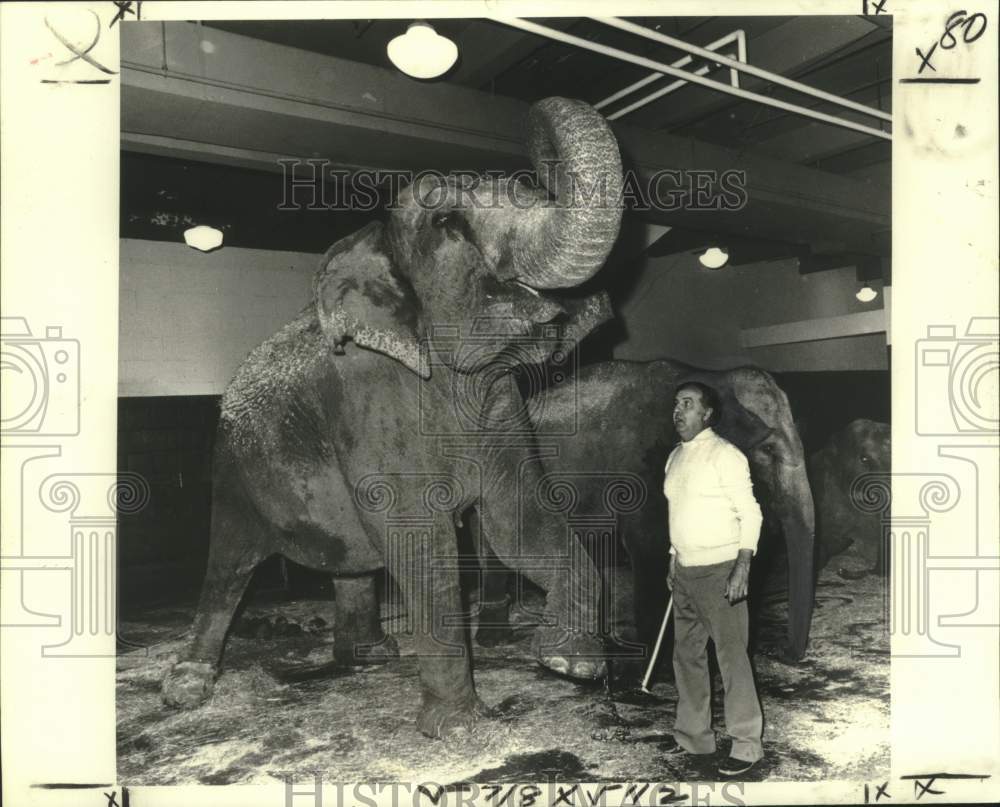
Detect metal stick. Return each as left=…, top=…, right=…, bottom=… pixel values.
left=640, top=595, right=673, bottom=694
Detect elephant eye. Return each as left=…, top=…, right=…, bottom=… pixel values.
left=860, top=454, right=871, bottom=464
left=432, top=211, right=455, bottom=229
left=431, top=209, right=471, bottom=242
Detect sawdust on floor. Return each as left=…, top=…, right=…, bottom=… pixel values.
left=117, top=547, right=888, bottom=785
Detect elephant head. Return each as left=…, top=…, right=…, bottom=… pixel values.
left=810, top=419, right=891, bottom=573
left=677, top=366, right=816, bottom=661
left=313, top=97, right=622, bottom=384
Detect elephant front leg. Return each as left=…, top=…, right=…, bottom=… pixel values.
left=387, top=515, right=488, bottom=739
left=162, top=499, right=264, bottom=708
left=332, top=574, right=399, bottom=665
left=479, top=493, right=607, bottom=681
left=162, top=572, right=253, bottom=708
left=161, top=542, right=261, bottom=709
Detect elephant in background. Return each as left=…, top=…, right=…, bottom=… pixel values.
left=809, top=419, right=891, bottom=575
left=475, top=359, right=816, bottom=662
left=161, top=97, right=625, bottom=738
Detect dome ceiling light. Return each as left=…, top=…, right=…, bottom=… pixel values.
left=856, top=285, right=879, bottom=303
left=387, top=22, right=458, bottom=80
left=698, top=246, right=730, bottom=270
left=183, top=225, right=224, bottom=252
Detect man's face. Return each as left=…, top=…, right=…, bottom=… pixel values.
left=673, top=387, right=712, bottom=442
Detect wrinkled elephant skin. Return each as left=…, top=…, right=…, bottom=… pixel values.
left=810, top=419, right=891, bottom=575
left=161, top=97, right=624, bottom=738
left=477, top=359, right=816, bottom=661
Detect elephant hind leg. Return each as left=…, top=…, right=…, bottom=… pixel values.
left=162, top=492, right=269, bottom=708
left=333, top=574, right=398, bottom=665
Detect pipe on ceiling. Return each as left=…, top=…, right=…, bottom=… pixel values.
left=490, top=16, right=891, bottom=141
left=596, top=30, right=746, bottom=120
left=594, top=16, right=892, bottom=124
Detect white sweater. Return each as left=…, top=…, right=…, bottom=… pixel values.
left=663, top=428, right=763, bottom=567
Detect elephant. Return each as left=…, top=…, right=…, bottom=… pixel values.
left=473, top=359, right=817, bottom=662
left=809, top=419, right=891, bottom=575
left=160, top=97, right=626, bottom=739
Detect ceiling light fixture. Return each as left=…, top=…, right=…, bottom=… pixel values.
left=183, top=225, right=224, bottom=252
left=856, top=285, right=878, bottom=303
left=387, top=21, right=458, bottom=79
left=698, top=246, right=729, bottom=269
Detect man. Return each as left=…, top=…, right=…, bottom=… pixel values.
left=660, top=381, right=764, bottom=778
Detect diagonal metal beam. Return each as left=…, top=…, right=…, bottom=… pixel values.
left=636, top=16, right=889, bottom=131
left=489, top=16, right=890, bottom=140
left=678, top=38, right=892, bottom=146
left=584, top=17, right=786, bottom=105
left=592, top=16, right=891, bottom=123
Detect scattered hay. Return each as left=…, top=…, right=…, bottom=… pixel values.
left=119, top=558, right=888, bottom=784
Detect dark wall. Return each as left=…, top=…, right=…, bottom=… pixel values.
left=122, top=152, right=375, bottom=252
left=118, top=395, right=319, bottom=608
left=774, top=369, right=891, bottom=453
left=117, top=396, right=219, bottom=605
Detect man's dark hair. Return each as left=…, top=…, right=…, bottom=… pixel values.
left=676, top=381, right=722, bottom=426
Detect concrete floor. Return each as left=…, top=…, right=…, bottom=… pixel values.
left=116, top=547, right=888, bottom=785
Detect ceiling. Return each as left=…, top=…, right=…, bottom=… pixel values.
left=122, top=16, right=891, bottom=267
left=205, top=16, right=891, bottom=181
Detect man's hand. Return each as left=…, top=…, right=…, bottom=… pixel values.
left=667, top=554, right=677, bottom=592
left=724, top=549, right=753, bottom=604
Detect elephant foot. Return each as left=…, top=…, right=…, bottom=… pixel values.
left=333, top=634, right=399, bottom=667
left=590, top=724, right=632, bottom=742
left=837, top=566, right=871, bottom=581
left=162, top=660, right=216, bottom=708
left=416, top=693, right=492, bottom=740
left=533, top=627, right=607, bottom=680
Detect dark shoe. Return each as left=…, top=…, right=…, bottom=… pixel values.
left=658, top=735, right=688, bottom=755
left=718, top=756, right=757, bottom=777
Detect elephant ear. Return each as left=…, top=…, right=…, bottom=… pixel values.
left=315, top=221, right=430, bottom=378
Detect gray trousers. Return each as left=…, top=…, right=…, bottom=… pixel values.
left=672, top=559, right=763, bottom=762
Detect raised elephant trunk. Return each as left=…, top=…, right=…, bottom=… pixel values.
left=513, top=97, right=623, bottom=289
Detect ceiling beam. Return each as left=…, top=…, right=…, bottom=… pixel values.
left=585, top=17, right=782, bottom=108
left=741, top=309, right=885, bottom=349
left=121, top=23, right=889, bottom=256
left=616, top=123, right=889, bottom=254
left=633, top=16, right=887, bottom=131
left=744, top=88, right=890, bottom=165
left=810, top=140, right=892, bottom=173
left=732, top=78, right=892, bottom=149
left=678, top=39, right=891, bottom=147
